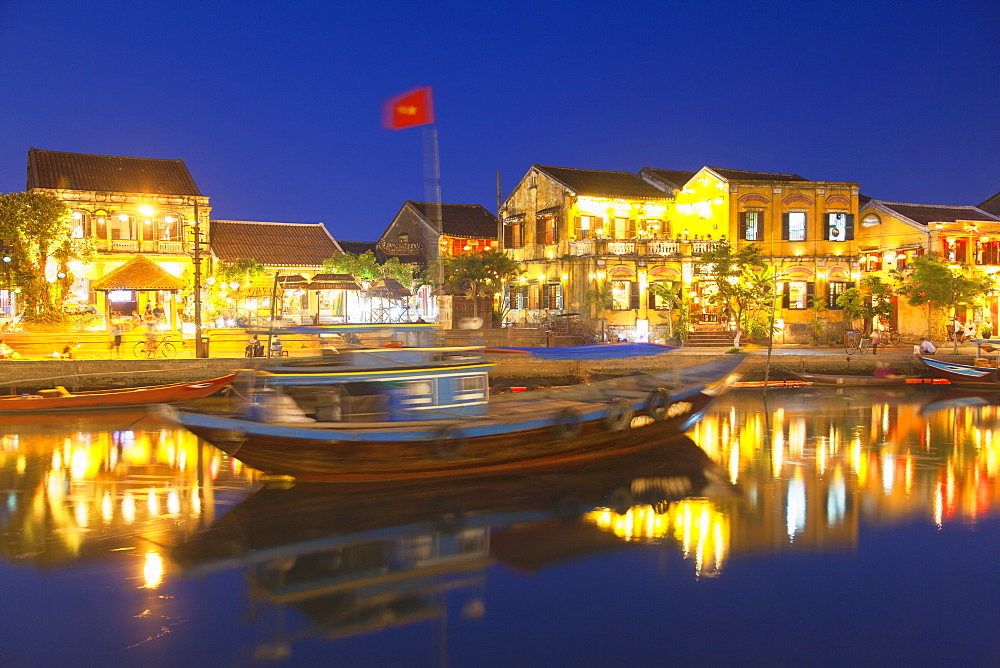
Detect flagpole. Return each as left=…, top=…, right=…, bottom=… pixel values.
left=423, top=127, right=444, bottom=286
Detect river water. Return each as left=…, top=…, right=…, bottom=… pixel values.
left=1, top=386, right=999, bottom=666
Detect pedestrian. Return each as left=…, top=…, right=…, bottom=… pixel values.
left=870, top=330, right=879, bottom=355
left=110, top=322, right=122, bottom=358
left=152, top=303, right=164, bottom=321
left=920, top=337, right=936, bottom=354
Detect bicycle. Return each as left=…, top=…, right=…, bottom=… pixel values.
left=844, top=331, right=870, bottom=355
left=134, top=334, right=179, bottom=358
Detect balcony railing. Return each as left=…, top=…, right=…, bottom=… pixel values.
left=111, top=240, right=139, bottom=252
left=569, top=238, right=721, bottom=257
left=156, top=241, right=184, bottom=253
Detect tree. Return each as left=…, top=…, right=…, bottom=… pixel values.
left=896, top=253, right=993, bottom=352
left=442, top=250, right=522, bottom=323
left=699, top=242, right=775, bottom=348
left=324, top=250, right=416, bottom=286
left=835, top=274, right=894, bottom=335
left=216, top=258, right=265, bottom=285
left=0, top=191, right=94, bottom=321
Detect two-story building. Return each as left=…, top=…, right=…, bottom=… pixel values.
left=856, top=198, right=1000, bottom=337
left=499, top=164, right=860, bottom=343
left=26, top=147, right=210, bottom=329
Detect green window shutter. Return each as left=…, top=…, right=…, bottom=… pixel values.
left=738, top=212, right=747, bottom=240
left=782, top=282, right=790, bottom=309
left=630, top=281, right=640, bottom=310
left=845, top=214, right=855, bottom=241
left=781, top=213, right=790, bottom=240
left=806, top=281, right=815, bottom=308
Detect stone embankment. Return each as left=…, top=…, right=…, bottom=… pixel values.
left=0, top=349, right=973, bottom=393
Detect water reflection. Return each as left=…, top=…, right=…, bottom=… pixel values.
left=172, top=435, right=729, bottom=654
left=0, top=411, right=259, bottom=571
left=3, top=387, right=1000, bottom=661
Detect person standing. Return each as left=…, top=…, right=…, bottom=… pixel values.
left=110, top=322, right=122, bottom=359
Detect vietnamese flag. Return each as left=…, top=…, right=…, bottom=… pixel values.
left=383, top=86, right=434, bottom=130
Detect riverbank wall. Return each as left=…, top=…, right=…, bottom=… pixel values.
left=0, top=350, right=974, bottom=393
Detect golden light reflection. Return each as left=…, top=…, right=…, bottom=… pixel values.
left=586, top=498, right=730, bottom=577
left=142, top=551, right=164, bottom=589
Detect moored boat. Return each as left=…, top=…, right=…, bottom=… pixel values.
left=0, top=372, right=237, bottom=413
left=917, top=356, right=1000, bottom=388
left=791, top=371, right=931, bottom=386
left=159, top=324, right=744, bottom=483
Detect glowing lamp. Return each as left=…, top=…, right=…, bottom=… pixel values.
left=164, top=216, right=175, bottom=224
left=139, top=205, right=155, bottom=217
left=946, top=236, right=956, bottom=243
left=883, top=251, right=897, bottom=262
left=72, top=212, right=82, bottom=220
left=118, top=214, right=129, bottom=222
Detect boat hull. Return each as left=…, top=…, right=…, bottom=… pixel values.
left=178, top=389, right=717, bottom=483
left=917, top=356, right=1000, bottom=388
left=0, top=373, right=237, bottom=413
left=793, top=372, right=924, bottom=386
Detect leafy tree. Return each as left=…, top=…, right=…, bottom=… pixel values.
left=443, top=250, right=522, bottom=322
left=896, top=253, right=993, bottom=352
left=699, top=242, right=775, bottom=348
left=649, top=281, right=684, bottom=341
left=835, top=274, right=894, bottom=336
left=216, top=258, right=265, bottom=285
left=0, top=191, right=93, bottom=321
left=324, top=250, right=416, bottom=286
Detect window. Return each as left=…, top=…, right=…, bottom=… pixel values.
left=740, top=211, right=763, bottom=241
left=649, top=281, right=680, bottom=310
left=71, top=211, right=90, bottom=238
left=827, top=281, right=850, bottom=309
left=157, top=215, right=179, bottom=241
left=504, top=222, right=524, bottom=248
left=542, top=216, right=558, bottom=244
left=457, top=374, right=487, bottom=400
left=610, top=280, right=639, bottom=310
left=980, top=241, right=1000, bottom=265
left=576, top=215, right=599, bottom=240
left=611, top=217, right=635, bottom=239
left=826, top=213, right=854, bottom=241
left=527, top=284, right=540, bottom=309
left=642, top=219, right=664, bottom=237
left=783, top=281, right=813, bottom=309
left=111, top=213, right=137, bottom=240
left=541, top=283, right=563, bottom=310
left=398, top=233, right=409, bottom=243
left=782, top=212, right=807, bottom=241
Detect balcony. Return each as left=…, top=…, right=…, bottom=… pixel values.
left=569, top=238, right=720, bottom=257
left=156, top=241, right=184, bottom=253
left=111, top=240, right=139, bottom=252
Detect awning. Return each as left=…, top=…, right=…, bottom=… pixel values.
left=92, top=255, right=187, bottom=291
left=276, top=274, right=308, bottom=286
left=366, top=278, right=411, bottom=299
left=308, top=273, right=361, bottom=290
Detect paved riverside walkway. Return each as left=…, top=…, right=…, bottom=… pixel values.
left=0, top=342, right=980, bottom=393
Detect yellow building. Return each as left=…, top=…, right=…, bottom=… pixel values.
left=26, top=148, right=210, bottom=330
left=857, top=198, right=1000, bottom=338
left=500, top=164, right=860, bottom=343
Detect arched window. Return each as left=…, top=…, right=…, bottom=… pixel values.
left=70, top=211, right=91, bottom=238
left=111, top=212, right=137, bottom=240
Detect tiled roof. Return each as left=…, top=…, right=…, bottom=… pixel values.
left=979, top=191, right=1000, bottom=217
left=210, top=220, right=343, bottom=267
left=534, top=164, right=669, bottom=199
left=869, top=201, right=1000, bottom=226
left=639, top=167, right=698, bottom=190
left=705, top=166, right=808, bottom=182
left=27, top=148, right=202, bottom=195
left=92, top=255, right=187, bottom=291
left=407, top=202, right=498, bottom=239
left=337, top=240, right=379, bottom=255
left=308, top=273, right=361, bottom=290
left=367, top=278, right=411, bottom=299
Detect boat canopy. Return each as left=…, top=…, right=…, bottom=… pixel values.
left=486, top=343, right=675, bottom=360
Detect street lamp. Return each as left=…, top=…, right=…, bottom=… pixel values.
left=2, top=255, right=11, bottom=319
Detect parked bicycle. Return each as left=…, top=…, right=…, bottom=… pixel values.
left=844, top=331, right=870, bottom=355
left=134, top=333, right=179, bottom=358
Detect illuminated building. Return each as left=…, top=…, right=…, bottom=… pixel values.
left=856, top=198, right=1000, bottom=338
left=499, top=164, right=860, bottom=342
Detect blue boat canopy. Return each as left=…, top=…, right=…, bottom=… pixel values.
left=486, top=343, right=675, bottom=360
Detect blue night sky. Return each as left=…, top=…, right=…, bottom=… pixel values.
left=1, top=0, right=998, bottom=243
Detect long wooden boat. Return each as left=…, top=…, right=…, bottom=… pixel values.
left=159, top=324, right=744, bottom=483
left=791, top=371, right=928, bottom=386
left=0, top=372, right=237, bottom=413
left=917, top=356, right=1000, bottom=388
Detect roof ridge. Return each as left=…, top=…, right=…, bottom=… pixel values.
left=536, top=164, right=641, bottom=176
left=30, top=147, right=186, bottom=163
left=872, top=199, right=986, bottom=210
left=212, top=219, right=326, bottom=226
left=705, top=165, right=805, bottom=178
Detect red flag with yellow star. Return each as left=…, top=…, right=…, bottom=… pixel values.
left=383, top=87, right=434, bottom=130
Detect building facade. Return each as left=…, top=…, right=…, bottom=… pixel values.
left=499, top=164, right=860, bottom=343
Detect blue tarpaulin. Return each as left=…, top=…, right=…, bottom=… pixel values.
left=486, top=343, right=675, bottom=360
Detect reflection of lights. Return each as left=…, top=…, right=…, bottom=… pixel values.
left=101, top=492, right=113, bottom=522
left=827, top=468, right=846, bottom=525
left=70, top=448, right=88, bottom=479
left=142, top=551, right=164, bottom=589
left=786, top=473, right=806, bottom=541
left=122, top=492, right=136, bottom=523
left=167, top=490, right=180, bottom=515
left=882, top=453, right=895, bottom=494
left=147, top=489, right=159, bottom=516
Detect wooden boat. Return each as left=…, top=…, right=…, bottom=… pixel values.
left=917, top=356, right=1000, bottom=388
left=0, top=372, right=237, bottom=413
left=791, top=371, right=929, bottom=386
left=159, top=324, right=744, bottom=483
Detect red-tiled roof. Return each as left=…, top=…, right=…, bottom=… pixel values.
left=979, top=191, right=1000, bottom=217
left=639, top=167, right=698, bottom=190
left=870, top=201, right=1000, bottom=226
left=705, top=166, right=808, bottom=182
left=27, top=148, right=202, bottom=195
left=534, top=164, right=669, bottom=199
left=92, top=255, right=187, bottom=291
left=210, top=220, right=343, bottom=267
left=407, top=202, right=498, bottom=239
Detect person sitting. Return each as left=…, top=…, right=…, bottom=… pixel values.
left=245, top=335, right=264, bottom=357
left=0, top=341, right=19, bottom=359
left=919, top=338, right=937, bottom=354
